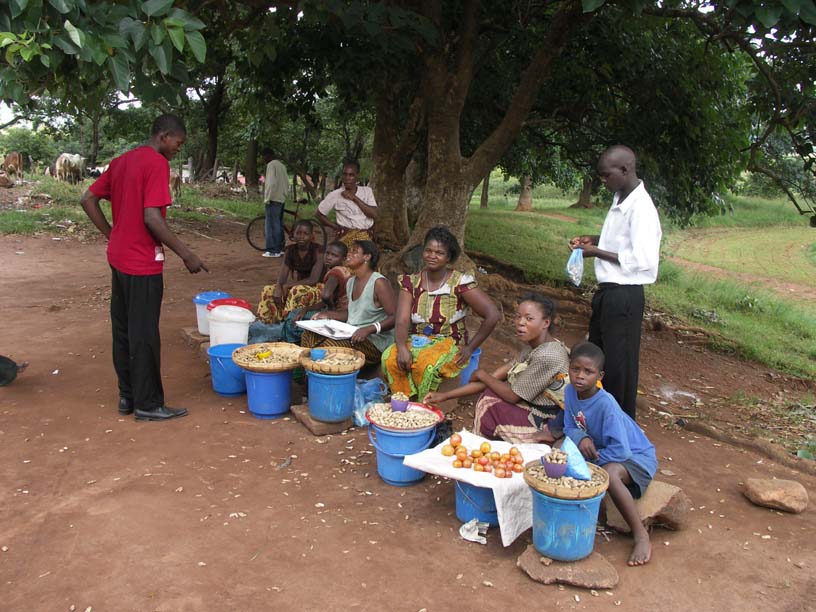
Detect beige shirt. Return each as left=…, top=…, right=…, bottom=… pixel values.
left=263, top=159, right=289, bottom=203
left=317, top=186, right=377, bottom=230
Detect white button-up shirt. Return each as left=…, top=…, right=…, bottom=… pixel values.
left=317, top=186, right=377, bottom=230
left=595, top=180, right=662, bottom=285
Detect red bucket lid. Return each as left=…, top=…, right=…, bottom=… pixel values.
left=207, top=297, right=252, bottom=311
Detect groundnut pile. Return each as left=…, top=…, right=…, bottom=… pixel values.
left=544, top=448, right=567, bottom=465
left=368, top=402, right=438, bottom=429
left=318, top=353, right=360, bottom=367
left=232, top=344, right=303, bottom=368
left=391, top=391, right=409, bottom=401
left=526, top=463, right=605, bottom=489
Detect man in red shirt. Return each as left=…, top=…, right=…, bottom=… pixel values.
left=80, top=114, right=207, bottom=422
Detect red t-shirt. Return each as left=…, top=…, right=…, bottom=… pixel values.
left=90, top=146, right=172, bottom=275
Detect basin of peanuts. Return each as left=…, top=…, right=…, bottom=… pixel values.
left=365, top=401, right=443, bottom=432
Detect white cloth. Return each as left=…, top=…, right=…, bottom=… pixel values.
left=317, top=186, right=377, bottom=230
left=402, top=429, right=551, bottom=546
left=263, top=159, right=288, bottom=203
left=595, top=180, right=662, bottom=285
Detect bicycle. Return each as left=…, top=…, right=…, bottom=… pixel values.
left=246, top=199, right=328, bottom=251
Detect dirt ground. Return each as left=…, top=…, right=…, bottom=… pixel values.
left=1, top=218, right=814, bottom=612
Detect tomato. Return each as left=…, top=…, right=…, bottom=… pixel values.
left=512, top=463, right=524, bottom=473
left=500, top=453, right=511, bottom=463
left=455, top=448, right=468, bottom=460
left=478, top=456, right=490, bottom=466
left=474, top=464, right=485, bottom=472
left=494, top=467, right=506, bottom=478
left=480, top=442, right=492, bottom=454
left=509, top=446, right=520, bottom=456
left=452, top=460, right=463, bottom=469
left=450, top=433, right=463, bottom=448
left=483, top=464, right=493, bottom=473
left=441, top=444, right=455, bottom=457
left=513, top=455, right=524, bottom=464
left=471, top=449, right=483, bottom=459
left=490, top=451, right=501, bottom=461
left=462, top=458, right=473, bottom=469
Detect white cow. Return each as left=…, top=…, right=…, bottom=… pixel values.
left=55, top=153, right=85, bottom=184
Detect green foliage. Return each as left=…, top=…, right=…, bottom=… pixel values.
left=0, top=1, right=207, bottom=105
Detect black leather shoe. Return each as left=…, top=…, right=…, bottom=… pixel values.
left=118, top=397, right=134, bottom=415
left=134, top=406, right=188, bottom=421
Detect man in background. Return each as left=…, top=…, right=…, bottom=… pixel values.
left=262, top=148, right=289, bottom=257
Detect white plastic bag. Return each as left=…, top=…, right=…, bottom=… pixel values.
left=566, top=248, right=584, bottom=287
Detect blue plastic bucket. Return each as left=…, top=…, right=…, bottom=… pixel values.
left=457, top=347, right=482, bottom=387
left=245, top=370, right=292, bottom=419
left=307, top=370, right=358, bottom=422
left=367, top=424, right=436, bottom=486
left=530, top=487, right=606, bottom=561
left=207, top=343, right=246, bottom=397
left=455, top=481, right=499, bottom=527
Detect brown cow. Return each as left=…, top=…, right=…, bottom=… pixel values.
left=3, top=151, right=22, bottom=180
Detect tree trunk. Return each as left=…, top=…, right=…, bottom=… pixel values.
left=199, top=75, right=226, bottom=180
left=244, top=138, right=258, bottom=188
left=292, top=174, right=297, bottom=202
left=570, top=175, right=594, bottom=208
left=231, top=159, right=239, bottom=183
left=515, top=175, right=533, bottom=211
left=89, top=111, right=100, bottom=167
left=479, top=171, right=490, bottom=208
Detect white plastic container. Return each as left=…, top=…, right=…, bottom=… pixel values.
left=208, top=305, right=256, bottom=346
left=193, top=291, right=230, bottom=335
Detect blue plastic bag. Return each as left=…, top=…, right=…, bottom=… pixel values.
left=561, top=436, right=592, bottom=480
left=353, top=378, right=388, bottom=426
left=566, top=248, right=584, bottom=287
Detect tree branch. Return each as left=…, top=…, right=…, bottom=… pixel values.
left=0, top=116, right=25, bottom=130
left=466, top=0, right=585, bottom=183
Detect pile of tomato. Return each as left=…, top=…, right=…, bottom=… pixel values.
left=440, top=434, right=525, bottom=479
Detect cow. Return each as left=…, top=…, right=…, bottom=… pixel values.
left=169, top=170, right=182, bottom=201
left=55, top=153, right=85, bottom=184
left=88, top=164, right=109, bottom=178
left=3, top=151, right=23, bottom=181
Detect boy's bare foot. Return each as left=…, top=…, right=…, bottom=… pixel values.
left=628, top=533, right=651, bottom=566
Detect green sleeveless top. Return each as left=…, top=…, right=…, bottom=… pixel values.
left=346, top=272, right=394, bottom=353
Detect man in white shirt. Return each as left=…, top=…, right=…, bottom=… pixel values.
left=569, top=145, right=662, bottom=420
left=262, top=148, right=289, bottom=258
left=316, top=159, right=377, bottom=248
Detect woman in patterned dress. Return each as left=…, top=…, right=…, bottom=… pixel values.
left=424, top=294, right=569, bottom=444
left=382, top=226, right=500, bottom=399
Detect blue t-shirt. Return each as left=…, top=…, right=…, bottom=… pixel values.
left=563, top=385, right=657, bottom=477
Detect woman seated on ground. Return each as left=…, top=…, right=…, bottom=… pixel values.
left=382, top=226, right=500, bottom=400
left=257, top=220, right=325, bottom=324
left=301, top=240, right=396, bottom=366
left=424, top=294, right=570, bottom=444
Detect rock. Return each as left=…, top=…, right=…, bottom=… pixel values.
left=606, top=481, right=691, bottom=533
left=290, top=403, right=353, bottom=436
left=516, top=545, right=619, bottom=589
left=742, top=478, right=808, bottom=514
left=180, top=327, right=209, bottom=349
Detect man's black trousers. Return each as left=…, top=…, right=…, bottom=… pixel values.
left=110, top=267, right=164, bottom=410
left=588, top=283, right=644, bottom=421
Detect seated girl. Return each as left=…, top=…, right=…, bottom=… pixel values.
left=301, top=240, right=396, bottom=366
left=257, top=220, right=325, bottom=324
left=424, top=293, right=569, bottom=444
left=382, top=226, right=499, bottom=400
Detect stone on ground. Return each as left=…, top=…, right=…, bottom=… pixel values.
left=291, top=403, right=353, bottom=436
left=606, top=481, right=691, bottom=533
left=516, top=545, right=619, bottom=589
left=742, top=478, right=808, bottom=514
left=181, top=327, right=209, bottom=349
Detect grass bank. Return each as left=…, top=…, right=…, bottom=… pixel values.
left=467, top=174, right=816, bottom=378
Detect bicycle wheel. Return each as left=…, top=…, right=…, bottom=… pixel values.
left=246, top=215, right=267, bottom=251
left=309, top=219, right=328, bottom=249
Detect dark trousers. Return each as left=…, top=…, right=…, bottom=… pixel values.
left=110, top=267, right=164, bottom=410
left=588, top=284, right=644, bottom=421
left=264, top=200, right=285, bottom=252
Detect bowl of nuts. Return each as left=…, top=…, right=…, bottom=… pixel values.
left=542, top=448, right=568, bottom=478
left=390, top=392, right=410, bottom=412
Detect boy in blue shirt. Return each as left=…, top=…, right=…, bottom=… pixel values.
left=563, top=342, right=657, bottom=566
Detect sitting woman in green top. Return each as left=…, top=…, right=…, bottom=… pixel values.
left=301, top=240, right=396, bottom=366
